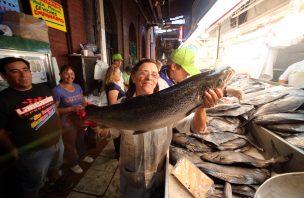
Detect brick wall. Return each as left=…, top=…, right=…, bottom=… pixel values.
left=47, top=0, right=68, bottom=67
left=48, top=27, right=68, bottom=67
left=48, top=0, right=87, bottom=67
left=67, top=0, right=87, bottom=53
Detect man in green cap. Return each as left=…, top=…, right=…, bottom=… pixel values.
left=111, top=53, right=125, bottom=90
left=158, top=47, right=244, bottom=99
left=158, top=47, right=200, bottom=89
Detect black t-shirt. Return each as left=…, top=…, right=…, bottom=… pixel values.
left=0, top=84, right=61, bottom=150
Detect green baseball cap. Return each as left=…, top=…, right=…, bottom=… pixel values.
left=112, top=53, right=123, bottom=61
left=170, top=47, right=200, bottom=75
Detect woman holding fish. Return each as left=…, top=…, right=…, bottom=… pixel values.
left=94, top=59, right=224, bottom=198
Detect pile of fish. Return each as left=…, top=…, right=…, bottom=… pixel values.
left=170, top=132, right=290, bottom=197
left=207, top=76, right=304, bottom=150
left=170, top=106, right=290, bottom=197
left=169, top=76, right=304, bottom=197
left=239, top=83, right=304, bottom=150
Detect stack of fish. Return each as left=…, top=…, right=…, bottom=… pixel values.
left=239, top=84, right=304, bottom=150
left=170, top=138, right=289, bottom=197
left=170, top=113, right=289, bottom=197
left=170, top=76, right=304, bottom=197
left=216, top=75, right=304, bottom=150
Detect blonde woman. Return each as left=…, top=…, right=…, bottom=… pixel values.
left=104, top=66, right=126, bottom=105
left=103, top=66, right=126, bottom=158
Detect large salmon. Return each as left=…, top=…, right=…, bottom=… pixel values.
left=85, top=66, right=233, bottom=131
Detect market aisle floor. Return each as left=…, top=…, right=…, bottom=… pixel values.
left=67, top=141, right=120, bottom=198
left=39, top=139, right=120, bottom=198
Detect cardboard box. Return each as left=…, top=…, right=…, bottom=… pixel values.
left=2, top=11, right=49, bottom=43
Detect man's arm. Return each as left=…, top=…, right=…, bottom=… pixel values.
left=191, top=89, right=223, bottom=133
left=225, top=86, right=244, bottom=100
left=0, top=129, right=18, bottom=160
left=278, top=64, right=293, bottom=84
left=278, top=79, right=287, bottom=85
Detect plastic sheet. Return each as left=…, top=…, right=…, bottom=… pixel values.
left=171, top=157, right=213, bottom=198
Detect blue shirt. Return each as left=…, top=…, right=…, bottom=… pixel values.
left=159, top=65, right=175, bottom=87
left=52, top=83, right=84, bottom=108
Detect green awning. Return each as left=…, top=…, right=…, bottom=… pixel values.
left=0, top=35, right=51, bottom=53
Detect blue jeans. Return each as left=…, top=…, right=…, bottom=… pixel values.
left=18, top=138, right=64, bottom=191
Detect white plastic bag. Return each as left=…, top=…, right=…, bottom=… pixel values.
left=94, top=60, right=108, bottom=80
left=99, top=90, right=108, bottom=106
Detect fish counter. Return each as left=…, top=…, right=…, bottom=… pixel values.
left=249, top=122, right=304, bottom=172
left=167, top=77, right=304, bottom=197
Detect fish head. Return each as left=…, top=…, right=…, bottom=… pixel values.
left=211, top=66, right=234, bottom=90
left=203, top=67, right=234, bottom=89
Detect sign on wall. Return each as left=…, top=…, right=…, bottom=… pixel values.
left=29, top=0, right=67, bottom=32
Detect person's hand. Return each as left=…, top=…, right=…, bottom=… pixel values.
left=201, top=88, right=223, bottom=108
left=73, top=105, right=84, bottom=113
left=98, top=128, right=110, bottom=138
left=226, top=86, right=244, bottom=100
left=73, top=105, right=86, bottom=118
left=92, top=126, right=110, bottom=139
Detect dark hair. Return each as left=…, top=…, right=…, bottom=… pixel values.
left=0, top=57, right=30, bottom=74
left=59, top=65, right=75, bottom=83
left=126, top=59, right=159, bottom=98
left=59, top=64, right=75, bottom=74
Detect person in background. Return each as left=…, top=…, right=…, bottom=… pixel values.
left=52, top=65, right=93, bottom=175
left=158, top=47, right=244, bottom=100
left=278, top=59, right=304, bottom=85
left=158, top=47, right=201, bottom=90
left=0, top=57, right=72, bottom=198
left=94, top=59, right=223, bottom=197
left=111, top=53, right=125, bottom=90
left=103, top=66, right=126, bottom=158
left=225, top=86, right=244, bottom=100
left=122, top=65, right=132, bottom=91
left=104, top=66, right=126, bottom=105
left=155, top=60, right=163, bottom=71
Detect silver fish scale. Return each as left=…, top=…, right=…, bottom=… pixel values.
left=253, top=95, right=304, bottom=118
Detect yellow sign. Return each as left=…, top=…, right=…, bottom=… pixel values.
left=29, top=0, right=66, bottom=32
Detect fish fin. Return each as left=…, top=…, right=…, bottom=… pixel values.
left=232, top=133, right=264, bottom=152
left=186, top=105, right=199, bottom=116
left=133, top=130, right=147, bottom=135
left=240, top=115, right=254, bottom=127
left=240, top=109, right=257, bottom=127
left=224, top=182, right=232, bottom=198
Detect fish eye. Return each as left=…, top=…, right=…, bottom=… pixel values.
left=217, top=78, right=223, bottom=86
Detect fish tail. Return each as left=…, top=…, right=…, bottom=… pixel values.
left=270, top=140, right=293, bottom=163
left=271, top=153, right=293, bottom=164
left=240, top=115, right=255, bottom=127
